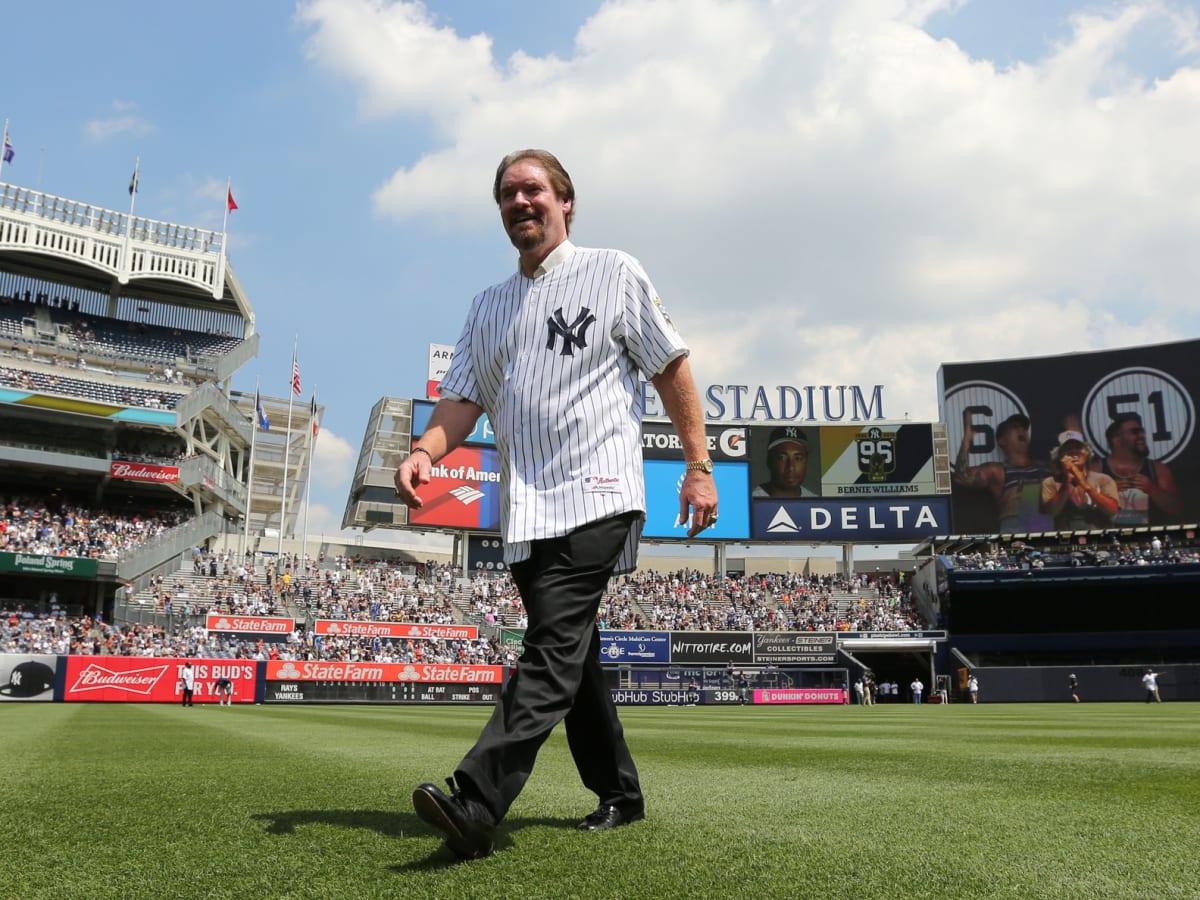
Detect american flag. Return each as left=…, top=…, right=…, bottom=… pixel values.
left=291, top=356, right=301, bottom=396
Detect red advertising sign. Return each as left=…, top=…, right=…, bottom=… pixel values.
left=753, top=688, right=847, bottom=705
left=206, top=614, right=295, bottom=634
left=63, top=656, right=256, bottom=704
left=266, top=660, right=504, bottom=684
left=109, top=461, right=180, bottom=483
left=312, top=620, right=478, bottom=640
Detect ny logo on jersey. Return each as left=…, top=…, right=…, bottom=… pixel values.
left=546, top=307, right=596, bottom=356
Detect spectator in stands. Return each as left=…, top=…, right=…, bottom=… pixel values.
left=1094, top=413, right=1183, bottom=526
left=1040, top=431, right=1119, bottom=530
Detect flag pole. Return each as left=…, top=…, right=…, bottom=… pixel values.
left=279, top=338, right=298, bottom=562
left=0, top=119, right=9, bottom=182
left=242, top=377, right=263, bottom=562
left=301, top=385, right=316, bottom=570
left=216, top=177, right=234, bottom=300
left=122, top=157, right=139, bottom=284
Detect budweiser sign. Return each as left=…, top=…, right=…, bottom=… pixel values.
left=206, top=614, right=295, bottom=634
left=109, top=461, right=180, bottom=483
left=313, top=620, right=478, bottom=640
left=70, top=662, right=170, bottom=696
left=267, top=660, right=504, bottom=684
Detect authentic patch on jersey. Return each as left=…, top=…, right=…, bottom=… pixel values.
left=583, top=474, right=624, bottom=494
left=652, top=296, right=674, bottom=326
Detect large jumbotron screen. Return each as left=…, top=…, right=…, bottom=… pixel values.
left=939, top=339, right=1199, bottom=534
left=392, top=400, right=951, bottom=543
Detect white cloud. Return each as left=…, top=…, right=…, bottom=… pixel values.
left=311, top=427, right=357, bottom=490
left=83, top=101, right=154, bottom=142
left=298, top=0, right=1200, bottom=423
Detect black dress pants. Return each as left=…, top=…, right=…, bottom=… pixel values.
left=455, top=513, right=643, bottom=823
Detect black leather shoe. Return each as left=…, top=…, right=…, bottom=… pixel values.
left=577, top=804, right=645, bottom=832
left=413, top=777, right=496, bottom=859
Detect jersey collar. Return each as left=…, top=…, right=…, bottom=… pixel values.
left=529, top=240, right=576, bottom=278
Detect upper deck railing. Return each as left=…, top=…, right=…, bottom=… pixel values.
left=0, top=182, right=228, bottom=299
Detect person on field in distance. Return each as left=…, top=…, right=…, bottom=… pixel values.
left=394, top=148, right=717, bottom=861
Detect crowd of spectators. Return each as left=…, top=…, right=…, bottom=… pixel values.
left=1, top=496, right=189, bottom=560
left=950, top=535, right=1200, bottom=572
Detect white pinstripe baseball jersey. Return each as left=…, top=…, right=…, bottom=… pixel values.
left=438, top=241, right=689, bottom=567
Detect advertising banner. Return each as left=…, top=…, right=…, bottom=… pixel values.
left=108, top=461, right=180, bottom=483
left=670, top=631, right=754, bottom=665
left=427, top=343, right=454, bottom=400
left=599, top=630, right=671, bottom=664
left=752, top=632, right=837, bottom=665
left=412, top=398, right=495, bottom=448
left=62, top=657, right=255, bottom=703
left=312, top=620, right=479, bottom=641
left=405, top=442, right=502, bottom=531
left=940, top=339, right=1200, bottom=534
left=266, top=681, right=502, bottom=705
left=0, top=551, right=97, bottom=577
left=753, top=687, right=846, bottom=704
left=643, top=459, right=750, bottom=540
left=264, top=660, right=504, bottom=684
left=0, top=654, right=58, bottom=701
left=750, top=497, right=952, bottom=541
left=610, top=688, right=701, bottom=706
left=205, top=614, right=295, bottom=637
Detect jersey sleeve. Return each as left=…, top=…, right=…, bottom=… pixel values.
left=615, top=252, right=689, bottom=377
left=437, top=298, right=482, bottom=406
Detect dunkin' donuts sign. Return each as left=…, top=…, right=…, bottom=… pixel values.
left=109, top=461, right=180, bottom=483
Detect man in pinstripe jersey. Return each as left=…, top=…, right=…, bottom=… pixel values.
left=396, top=149, right=717, bottom=860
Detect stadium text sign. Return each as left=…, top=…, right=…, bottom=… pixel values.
left=643, top=383, right=886, bottom=422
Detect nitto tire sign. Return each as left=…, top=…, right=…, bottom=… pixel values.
left=670, top=632, right=753, bottom=664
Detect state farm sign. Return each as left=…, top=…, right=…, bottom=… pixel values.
left=266, top=660, right=504, bottom=683
left=312, top=620, right=478, bottom=640
left=109, top=461, right=180, bottom=483
left=206, top=614, right=295, bottom=634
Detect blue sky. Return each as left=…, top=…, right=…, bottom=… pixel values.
left=3, top=0, right=1198, bottom=548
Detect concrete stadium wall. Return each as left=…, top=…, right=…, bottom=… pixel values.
left=963, top=663, right=1200, bottom=703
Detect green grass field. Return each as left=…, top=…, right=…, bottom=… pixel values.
left=2, top=702, right=1197, bottom=899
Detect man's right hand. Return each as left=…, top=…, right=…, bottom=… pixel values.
left=394, top=451, right=432, bottom=509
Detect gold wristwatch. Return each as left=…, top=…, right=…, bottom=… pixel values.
left=685, top=458, right=714, bottom=474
